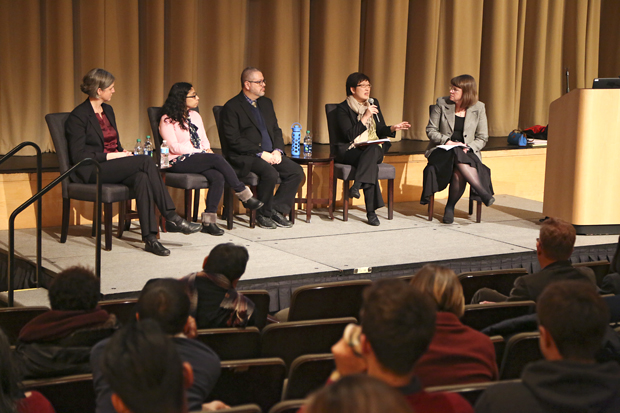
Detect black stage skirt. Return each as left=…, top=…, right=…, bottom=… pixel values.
left=420, top=147, right=493, bottom=205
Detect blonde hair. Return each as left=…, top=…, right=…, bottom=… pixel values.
left=450, top=74, right=478, bottom=109
left=410, top=264, right=465, bottom=317
left=80, top=68, right=115, bottom=98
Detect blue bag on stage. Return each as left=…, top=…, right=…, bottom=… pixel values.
left=507, top=130, right=528, bottom=146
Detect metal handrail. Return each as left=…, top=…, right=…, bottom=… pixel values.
left=7, top=158, right=102, bottom=306
left=0, top=142, right=42, bottom=296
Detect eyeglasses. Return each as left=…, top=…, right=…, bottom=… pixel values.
left=248, top=79, right=266, bottom=86
left=186, top=94, right=198, bottom=99
left=356, top=83, right=372, bottom=89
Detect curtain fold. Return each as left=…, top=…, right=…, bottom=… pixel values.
left=0, top=0, right=619, bottom=155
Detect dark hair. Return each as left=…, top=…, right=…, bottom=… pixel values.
left=80, top=68, right=115, bottom=98
left=241, top=67, right=261, bottom=88
left=0, top=329, right=20, bottom=413
left=305, top=374, right=411, bottom=413
left=539, top=217, right=576, bottom=261
left=203, top=243, right=249, bottom=282
left=360, top=279, right=436, bottom=375
left=450, top=74, right=478, bottom=108
left=137, top=279, right=190, bottom=335
left=160, top=82, right=193, bottom=131
left=101, top=320, right=185, bottom=413
left=345, top=72, right=371, bottom=96
left=537, top=280, right=609, bottom=360
left=48, top=266, right=100, bottom=311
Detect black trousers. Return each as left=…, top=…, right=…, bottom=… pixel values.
left=247, top=156, right=304, bottom=216
left=337, top=144, right=386, bottom=213
left=88, top=155, right=176, bottom=238
left=169, top=153, right=246, bottom=214
left=470, top=288, right=509, bottom=304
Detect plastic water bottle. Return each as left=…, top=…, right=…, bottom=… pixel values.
left=134, top=138, right=143, bottom=156
left=303, top=130, right=312, bottom=158
left=160, top=140, right=170, bottom=168
left=144, top=135, right=153, bottom=157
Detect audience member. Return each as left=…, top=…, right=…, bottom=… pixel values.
left=472, top=217, right=595, bottom=303
left=475, top=280, right=620, bottom=413
left=16, top=266, right=116, bottom=378
left=91, top=278, right=221, bottom=413
left=183, top=243, right=255, bottom=329
left=330, top=278, right=473, bottom=413
left=410, top=265, right=498, bottom=387
left=305, top=374, right=412, bottom=413
left=0, top=328, right=54, bottom=413
left=101, top=319, right=190, bottom=413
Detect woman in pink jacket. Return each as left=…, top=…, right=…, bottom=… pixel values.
left=159, top=82, right=262, bottom=235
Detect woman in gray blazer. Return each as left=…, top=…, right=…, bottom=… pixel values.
left=421, top=75, right=494, bottom=224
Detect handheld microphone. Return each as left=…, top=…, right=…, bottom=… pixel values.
left=565, top=68, right=570, bottom=94
left=368, top=98, right=380, bottom=123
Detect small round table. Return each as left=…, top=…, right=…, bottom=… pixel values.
left=290, top=154, right=334, bottom=222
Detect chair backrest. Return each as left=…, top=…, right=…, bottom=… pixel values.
left=22, top=373, right=95, bottom=413
left=195, top=327, right=261, bottom=360
left=98, top=298, right=138, bottom=326
left=268, top=400, right=306, bottom=413
left=260, top=317, right=356, bottom=369
left=208, top=358, right=286, bottom=412
left=240, top=289, right=271, bottom=330
left=147, top=106, right=163, bottom=164
left=283, top=353, right=335, bottom=400
left=0, top=306, right=49, bottom=344
left=45, top=112, right=72, bottom=198
left=489, top=335, right=506, bottom=368
left=573, top=260, right=610, bottom=287
left=212, top=105, right=230, bottom=158
left=499, top=331, right=542, bottom=380
left=461, top=301, right=536, bottom=331
left=286, top=280, right=371, bottom=322
left=458, top=268, right=528, bottom=304
left=324, top=104, right=339, bottom=157
left=426, top=380, right=521, bottom=407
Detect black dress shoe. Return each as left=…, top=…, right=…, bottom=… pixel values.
left=367, top=213, right=380, bottom=226
left=272, top=211, right=293, bottom=228
left=442, top=207, right=454, bottom=224
left=165, top=218, right=202, bottom=234
left=242, top=197, right=264, bottom=210
left=483, top=196, right=495, bottom=207
left=144, top=239, right=170, bottom=256
left=256, top=215, right=277, bottom=229
left=202, top=223, right=224, bottom=236
left=349, top=185, right=361, bottom=199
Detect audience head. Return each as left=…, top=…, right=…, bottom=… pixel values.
left=305, top=374, right=412, bottom=413
left=537, top=217, right=576, bottom=262
left=410, top=264, right=465, bottom=317
left=202, top=243, right=249, bottom=284
left=360, top=278, right=436, bottom=376
left=136, top=278, right=190, bottom=335
left=346, top=72, right=371, bottom=97
left=80, top=68, right=115, bottom=98
left=48, top=265, right=100, bottom=311
left=537, top=280, right=609, bottom=361
left=0, top=328, right=20, bottom=413
left=449, top=74, right=477, bottom=108
left=101, top=320, right=190, bottom=413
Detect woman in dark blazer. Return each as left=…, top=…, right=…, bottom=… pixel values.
left=64, top=68, right=201, bottom=256
left=422, top=74, right=494, bottom=224
left=333, top=72, right=410, bottom=226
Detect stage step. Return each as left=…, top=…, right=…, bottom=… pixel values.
left=0, top=288, right=49, bottom=308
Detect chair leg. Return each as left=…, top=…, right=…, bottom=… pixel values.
left=60, top=198, right=70, bottom=243
left=387, top=179, right=394, bottom=220
left=223, top=186, right=234, bottom=230
left=184, top=190, right=192, bottom=220
left=124, top=200, right=132, bottom=231
left=476, top=201, right=482, bottom=223
left=249, top=185, right=257, bottom=228
left=104, top=203, right=113, bottom=251
left=91, top=202, right=97, bottom=237
left=428, top=194, right=434, bottom=221
left=192, top=189, right=201, bottom=222
left=469, top=197, right=474, bottom=215
left=117, top=200, right=126, bottom=239
left=342, top=180, right=349, bottom=222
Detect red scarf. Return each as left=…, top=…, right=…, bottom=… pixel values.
left=18, top=308, right=111, bottom=342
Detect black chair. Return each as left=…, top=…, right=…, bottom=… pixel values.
left=260, top=317, right=356, bottom=369
left=286, top=280, right=371, bottom=322
left=46, top=112, right=136, bottom=251
left=0, top=306, right=49, bottom=344
left=195, top=327, right=261, bottom=360
left=325, top=104, right=394, bottom=222
left=98, top=298, right=138, bottom=326
left=22, top=373, right=95, bottom=413
left=461, top=301, right=536, bottom=331
left=268, top=400, right=305, bottom=413
left=573, top=260, right=610, bottom=287
left=427, top=380, right=520, bottom=406
left=208, top=358, right=287, bottom=412
left=458, top=268, right=528, bottom=304
left=499, top=331, right=542, bottom=380
left=240, top=289, right=271, bottom=330
left=147, top=107, right=214, bottom=224
left=490, top=335, right=506, bottom=369
left=427, top=190, right=481, bottom=222
left=283, top=353, right=335, bottom=400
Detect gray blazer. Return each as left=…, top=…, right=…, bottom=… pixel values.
left=425, top=96, right=488, bottom=160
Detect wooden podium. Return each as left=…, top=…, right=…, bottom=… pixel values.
left=543, top=88, right=620, bottom=235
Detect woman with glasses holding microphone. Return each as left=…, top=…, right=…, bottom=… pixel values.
left=332, top=72, right=410, bottom=226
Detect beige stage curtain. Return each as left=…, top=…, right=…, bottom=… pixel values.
left=1, top=0, right=620, bottom=156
